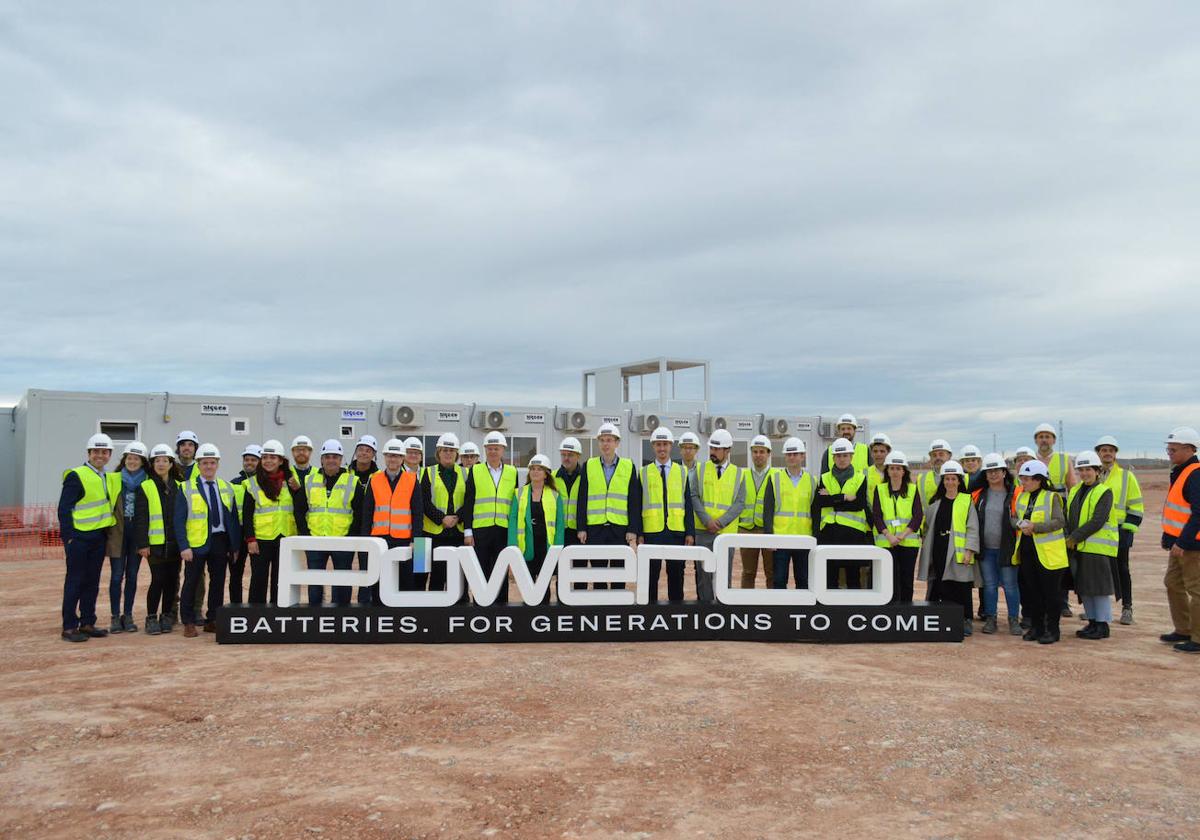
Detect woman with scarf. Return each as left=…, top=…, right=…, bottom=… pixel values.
left=1066, top=450, right=1119, bottom=639
left=507, top=454, right=565, bottom=605
left=917, top=460, right=981, bottom=636
left=105, top=441, right=150, bottom=633
left=134, top=444, right=182, bottom=634
left=241, top=439, right=308, bottom=604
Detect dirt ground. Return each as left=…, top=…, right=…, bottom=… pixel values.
left=2, top=471, right=1198, bottom=839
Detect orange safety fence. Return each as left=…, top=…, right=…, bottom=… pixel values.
left=0, top=506, right=65, bottom=560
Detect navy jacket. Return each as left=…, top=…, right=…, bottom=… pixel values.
left=173, top=474, right=242, bottom=555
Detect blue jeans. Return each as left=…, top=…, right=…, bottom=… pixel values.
left=109, top=525, right=142, bottom=617
left=772, top=549, right=809, bottom=589
left=1081, top=594, right=1113, bottom=622
left=980, top=547, right=1019, bottom=618
left=306, top=550, right=354, bottom=605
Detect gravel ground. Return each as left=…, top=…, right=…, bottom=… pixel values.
left=2, top=471, right=1198, bottom=839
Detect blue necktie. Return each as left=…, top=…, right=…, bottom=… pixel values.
left=206, top=481, right=221, bottom=531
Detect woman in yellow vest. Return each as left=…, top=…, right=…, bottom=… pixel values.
left=421, top=433, right=467, bottom=599
left=506, top=454, right=565, bottom=605
left=815, top=438, right=871, bottom=589
left=241, top=439, right=307, bottom=605
left=917, top=460, right=980, bottom=635
left=870, top=451, right=923, bottom=604
left=1012, top=460, right=1070, bottom=644
left=134, top=444, right=182, bottom=635
left=1066, top=451, right=1119, bottom=640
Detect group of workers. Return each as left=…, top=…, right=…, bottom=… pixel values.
left=55, top=413, right=1200, bottom=653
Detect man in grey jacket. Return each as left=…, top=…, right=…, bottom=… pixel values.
left=688, top=429, right=746, bottom=602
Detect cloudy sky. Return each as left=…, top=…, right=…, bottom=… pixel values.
left=2, top=1, right=1195, bottom=457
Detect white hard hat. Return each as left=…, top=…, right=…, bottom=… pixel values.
left=1095, top=435, right=1119, bottom=451
left=242, top=444, right=263, bottom=459
left=528, top=454, right=553, bottom=471
left=940, top=459, right=964, bottom=476
left=708, top=429, right=733, bottom=449
left=175, top=430, right=199, bottom=446
left=1074, top=450, right=1102, bottom=470
left=1034, top=423, right=1057, bottom=438
left=782, top=437, right=806, bottom=455
left=837, top=413, right=857, bottom=427
left=435, top=432, right=460, bottom=450
left=484, top=431, right=507, bottom=448
left=404, top=436, right=423, bottom=452
left=559, top=437, right=582, bottom=454
left=831, top=437, right=855, bottom=455
left=1019, top=460, right=1050, bottom=478
left=679, top=432, right=701, bottom=447
left=1166, top=427, right=1200, bottom=448
left=929, top=439, right=951, bottom=454
left=86, top=433, right=114, bottom=451
left=122, top=440, right=149, bottom=459
left=960, top=444, right=982, bottom=460
left=596, top=422, right=621, bottom=440
left=382, top=438, right=407, bottom=456
left=1013, top=446, right=1036, bottom=458
left=356, top=434, right=379, bottom=452
left=150, top=443, right=174, bottom=460
left=750, top=434, right=772, bottom=451
left=291, top=435, right=314, bottom=450
left=982, top=453, right=1007, bottom=471
left=884, top=450, right=908, bottom=467
left=650, top=427, right=675, bottom=444
left=320, top=439, right=344, bottom=457
left=870, top=433, right=891, bottom=448
left=460, top=442, right=481, bottom=457
left=196, top=443, right=221, bottom=460
left=260, top=439, right=287, bottom=457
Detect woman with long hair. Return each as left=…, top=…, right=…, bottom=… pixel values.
left=507, top=455, right=565, bottom=605
left=1012, top=460, right=1070, bottom=644
left=135, top=444, right=182, bottom=634
left=870, top=450, right=922, bottom=604
left=106, top=441, right=150, bottom=633
left=1066, top=451, right=1119, bottom=640
left=975, top=453, right=1021, bottom=635
left=241, top=439, right=307, bottom=604
left=917, top=460, right=981, bottom=636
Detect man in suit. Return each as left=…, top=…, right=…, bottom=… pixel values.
left=174, top=443, right=241, bottom=637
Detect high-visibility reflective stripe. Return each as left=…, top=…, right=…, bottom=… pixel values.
left=74, top=498, right=110, bottom=512
left=1165, top=501, right=1191, bottom=515
left=148, top=527, right=165, bottom=536
left=775, top=511, right=811, bottom=519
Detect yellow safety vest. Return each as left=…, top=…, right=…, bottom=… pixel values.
left=769, top=469, right=816, bottom=536
left=470, top=463, right=518, bottom=528
left=1012, top=489, right=1069, bottom=570
left=917, top=469, right=941, bottom=507
left=641, top=461, right=687, bottom=533
left=741, top=468, right=776, bottom=529
left=140, top=480, right=166, bottom=546
left=1102, top=464, right=1143, bottom=533
left=1044, top=452, right=1071, bottom=494
left=243, top=475, right=297, bottom=541
left=1066, top=483, right=1120, bottom=558
left=945, top=493, right=974, bottom=564
left=554, top=469, right=583, bottom=531
left=515, top=485, right=558, bottom=556
left=305, top=469, right=357, bottom=537
left=585, top=457, right=634, bottom=527
left=423, top=464, right=466, bottom=534
left=65, top=466, right=120, bottom=532
left=180, top=474, right=236, bottom=548
left=819, top=470, right=868, bottom=533
left=824, top=441, right=870, bottom=474
left=697, top=460, right=742, bottom=536
left=875, top=483, right=921, bottom=548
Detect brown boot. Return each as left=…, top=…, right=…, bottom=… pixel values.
left=203, top=621, right=217, bottom=633
left=183, top=624, right=198, bottom=638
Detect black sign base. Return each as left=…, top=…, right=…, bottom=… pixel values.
left=217, top=603, right=964, bottom=644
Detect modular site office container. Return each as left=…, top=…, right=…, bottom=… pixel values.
left=0, top=359, right=868, bottom=507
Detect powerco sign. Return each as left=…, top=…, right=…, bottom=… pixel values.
left=218, top=536, right=963, bottom=644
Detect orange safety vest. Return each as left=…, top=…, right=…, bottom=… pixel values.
left=1163, top=462, right=1200, bottom=538
left=369, top=470, right=416, bottom=538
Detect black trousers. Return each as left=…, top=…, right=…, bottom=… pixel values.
left=643, top=530, right=686, bottom=603
left=889, top=545, right=918, bottom=604
left=471, top=526, right=508, bottom=605
left=583, top=524, right=629, bottom=591
left=228, top=543, right=248, bottom=604
left=926, top=577, right=972, bottom=620
left=425, top=529, right=464, bottom=593
left=1114, top=538, right=1133, bottom=608
left=181, top=533, right=229, bottom=624
left=564, top=527, right=587, bottom=591
left=354, top=551, right=373, bottom=605
left=1019, top=557, right=1065, bottom=636
left=249, top=537, right=281, bottom=605
left=146, top=553, right=181, bottom=617
left=819, top=524, right=870, bottom=589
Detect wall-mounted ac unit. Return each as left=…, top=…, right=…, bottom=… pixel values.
left=819, top=421, right=833, bottom=437
left=633, top=414, right=662, bottom=433
left=382, top=404, right=424, bottom=428
left=701, top=415, right=729, bottom=433
left=763, top=417, right=790, bottom=436
left=480, top=409, right=507, bottom=430
left=563, top=410, right=589, bottom=432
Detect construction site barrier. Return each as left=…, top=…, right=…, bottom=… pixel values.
left=0, top=506, right=65, bottom=560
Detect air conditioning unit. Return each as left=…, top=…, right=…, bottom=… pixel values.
left=389, top=405, right=424, bottom=428
left=819, top=421, right=833, bottom=437
left=481, top=409, right=507, bottom=430
left=763, top=417, right=790, bottom=437
left=711, top=416, right=729, bottom=431
left=564, top=410, right=589, bottom=432
left=701, top=415, right=729, bottom=434
left=634, top=414, right=662, bottom=433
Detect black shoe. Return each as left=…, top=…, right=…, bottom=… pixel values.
left=1096, top=622, right=1110, bottom=639
left=1173, top=641, right=1200, bottom=653
left=1038, top=632, right=1058, bottom=645
left=1020, top=616, right=1031, bottom=630
left=79, top=625, right=108, bottom=638
left=1079, top=622, right=1101, bottom=640
left=61, top=629, right=88, bottom=642
left=1160, top=632, right=1191, bottom=644
left=1023, top=627, right=1041, bottom=642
